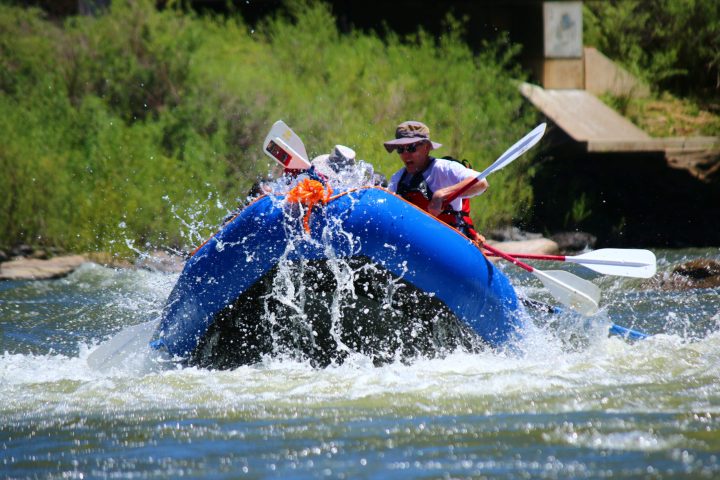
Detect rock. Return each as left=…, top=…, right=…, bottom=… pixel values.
left=550, top=232, right=597, bottom=253
left=84, top=252, right=135, bottom=269
left=648, top=258, right=720, bottom=290
left=135, top=250, right=185, bottom=273
left=487, top=226, right=543, bottom=242
left=487, top=238, right=560, bottom=255
left=10, top=244, right=34, bottom=258
left=0, top=255, right=87, bottom=281
left=28, top=249, right=49, bottom=260
left=673, top=259, right=720, bottom=279
left=0, top=249, right=8, bottom=263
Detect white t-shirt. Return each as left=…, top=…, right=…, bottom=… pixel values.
left=388, top=158, right=480, bottom=211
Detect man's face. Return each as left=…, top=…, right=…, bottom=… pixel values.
left=397, top=141, right=432, bottom=174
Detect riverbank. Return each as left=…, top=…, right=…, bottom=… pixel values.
left=0, top=234, right=562, bottom=281
left=0, top=248, right=185, bottom=281
left=4, top=238, right=719, bottom=289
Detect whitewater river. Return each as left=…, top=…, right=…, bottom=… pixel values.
left=1, top=248, right=719, bottom=479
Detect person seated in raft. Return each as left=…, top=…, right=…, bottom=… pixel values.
left=223, top=144, right=388, bottom=228
left=311, top=144, right=356, bottom=179
left=384, top=120, right=486, bottom=243
left=221, top=147, right=354, bottom=226
left=312, top=144, right=387, bottom=187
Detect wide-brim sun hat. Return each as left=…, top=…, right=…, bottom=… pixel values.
left=311, top=144, right=356, bottom=175
left=383, top=120, right=442, bottom=153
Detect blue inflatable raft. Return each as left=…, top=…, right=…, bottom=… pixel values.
left=152, top=186, right=524, bottom=367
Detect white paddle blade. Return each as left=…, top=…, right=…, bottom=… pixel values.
left=262, top=120, right=310, bottom=168
left=264, top=136, right=312, bottom=170
left=533, top=269, right=600, bottom=316
left=477, top=123, right=546, bottom=180
left=87, top=319, right=159, bottom=370
left=570, top=249, right=657, bottom=278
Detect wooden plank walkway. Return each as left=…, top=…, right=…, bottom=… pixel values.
left=519, top=82, right=719, bottom=154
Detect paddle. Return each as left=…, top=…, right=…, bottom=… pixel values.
left=609, top=323, right=648, bottom=341
left=483, top=243, right=600, bottom=316
left=262, top=120, right=312, bottom=171
left=443, top=122, right=547, bottom=208
left=522, top=297, right=648, bottom=340
left=87, top=319, right=159, bottom=370
left=484, top=248, right=657, bottom=278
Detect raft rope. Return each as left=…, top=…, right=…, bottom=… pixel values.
left=286, top=178, right=333, bottom=233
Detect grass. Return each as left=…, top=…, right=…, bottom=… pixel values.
left=602, top=92, right=720, bottom=137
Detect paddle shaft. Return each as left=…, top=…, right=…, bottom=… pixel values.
left=483, top=243, right=601, bottom=316
left=485, top=252, right=650, bottom=268
left=609, top=323, right=648, bottom=341
left=522, top=297, right=648, bottom=341
left=444, top=175, right=483, bottom=207
left=482, top=243, right=535, bottom=273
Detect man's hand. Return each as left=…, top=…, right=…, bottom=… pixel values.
left=428, top=193, right=446, bottom=216
left=429, top=177, right=489, bottom=216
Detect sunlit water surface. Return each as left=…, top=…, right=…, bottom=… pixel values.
left=2, top=245, right=719, bottom=478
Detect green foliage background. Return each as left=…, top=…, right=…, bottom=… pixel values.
left=584, top=0, right=720, bottom=102
left=0, top=0, right=535, bottom=256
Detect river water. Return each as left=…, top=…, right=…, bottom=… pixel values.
left=1, top=247, right=719, bottom=479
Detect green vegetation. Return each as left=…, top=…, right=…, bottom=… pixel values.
left=584, top=0, right=720, bottom=136
left=584, top=0, right=719, bottom=103
left=0, top=1, right=534, bottom=257
left=565, top=192, right=592, bottom=229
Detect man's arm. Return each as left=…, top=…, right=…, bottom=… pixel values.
left=428, top=176, right=488, bottom=216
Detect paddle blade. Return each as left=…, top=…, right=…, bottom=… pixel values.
left=571, top=248, right=657, bottom=278
left=533, top=269, right=600, bottom=316
left=444, top=123, right=547, bottom=205
left=264, top=120, right=309, bottom=161
left=262, top=120, right=311, bottom=169
left=87, top=319, right=159, bottom=370
left=477, top=123, right=546, bottom=180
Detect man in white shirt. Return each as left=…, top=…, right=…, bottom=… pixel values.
left=384, top=120, right=487, bottom=240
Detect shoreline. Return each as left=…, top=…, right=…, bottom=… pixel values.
left=2, top=241, right=718, bottom=289
left=0, top=249, right=186, bottom=281
left=0, top=236, right=563, bottom=282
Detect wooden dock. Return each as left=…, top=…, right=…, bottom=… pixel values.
left=520, top=83, right=718, bottom=150
left=520, top=82, right=720, bottom=182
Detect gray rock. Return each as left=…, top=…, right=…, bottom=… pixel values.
left=135, top=250, right=185, bottom=273
left=10, top=244, right=34, bottom=258
left=646, top=258, right=720, bottom=290
left=487, top=238, right=560, bottom=256
left=550, top=232, right=597, bottom=253
left=487, top=226, right=542, bottom=242
left=29, top=249, right=49, bottom=260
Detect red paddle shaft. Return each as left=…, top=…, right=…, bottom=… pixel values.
left=481, top=243, right=534, bottom=274
left=444, top=177, right=480, bottom=207
left=485, top=252, right=566, bottom=262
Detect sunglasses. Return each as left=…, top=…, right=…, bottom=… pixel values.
left=396, top=142, right=423, bottom=154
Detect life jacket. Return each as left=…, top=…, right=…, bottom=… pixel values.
left=395, top=157, right=481, bottom=241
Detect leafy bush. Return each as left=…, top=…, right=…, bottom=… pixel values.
left=0, top=1, right=535, bottom=256
left=584, top=0, right=720, bottom=103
